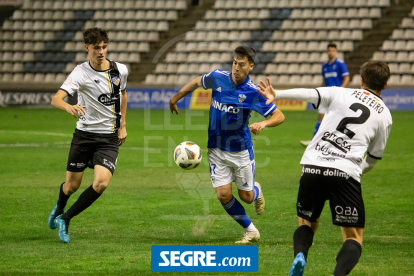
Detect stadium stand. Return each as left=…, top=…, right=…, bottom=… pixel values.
left=0, top=0, right=188, bottom=84
left=146, top=0, right=395, bottom=87
left=1, top=0, right=414, bottom=88
left=366, top=6, right=414, bottom=86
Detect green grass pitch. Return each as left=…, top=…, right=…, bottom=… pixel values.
left=0, top=108, right=413, bottom=275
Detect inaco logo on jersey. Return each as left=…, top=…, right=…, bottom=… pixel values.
left=211, top=99, right=240, bottom=114
left=238, top=94, right=246, bottom=103
left=111, top=76, right=120, bottom=86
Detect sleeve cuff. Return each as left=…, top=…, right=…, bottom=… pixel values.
left=311, top=88, right=321, bottom=109
left=367, top=152, right=382, bottom=160
left=201, top=75, right=207, bottom=90
left=263, top=104, right=276, bottom=117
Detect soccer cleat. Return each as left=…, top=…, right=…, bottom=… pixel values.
left=288, top=253, right=306, bottom=276
left=235, top=230, right=260, bottom=244
left=48, top=203, right=64, bottom=230
left=300, top=140, right=311, bottom=147
left=55, top=215, right=70, bottom=243
left=253, top=182, right=265, bottom=215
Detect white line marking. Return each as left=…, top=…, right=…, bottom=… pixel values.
left=0, top=130, right=72, bottom=137
left=0, top=141, right=71, bottom=147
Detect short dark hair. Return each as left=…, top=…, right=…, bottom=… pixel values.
left=327, top=42, right=337, bottom=49
left=360, top=60, right=390, bottom=92
left=234, top=46, right=256, bottom=64
left=83, top=27, right=109, bottom=45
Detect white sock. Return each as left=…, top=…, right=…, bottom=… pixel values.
left=245, top=222, right=258, bottom=232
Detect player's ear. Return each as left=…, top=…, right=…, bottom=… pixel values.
left=85, top=44, right=89, bottom=52
left=249, top=62, right=254, bottom=71
left=382, top=81, right=388, bottom=91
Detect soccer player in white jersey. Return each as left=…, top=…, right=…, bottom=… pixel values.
left=169, top=46, right=285, bottom=243
left=257, top=61, right=392, bottom=276
left=48, top=28, right=129, bottom=243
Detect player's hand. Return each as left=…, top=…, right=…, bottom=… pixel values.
left=118, top=126, right=127, bottom=146
left=169, top=98, right=179, bottom=115
left=249, top=122, right=267, bottom=135
left=257, top=77, right=276, bottom=105
left=65, top=104, right=86, bottom=119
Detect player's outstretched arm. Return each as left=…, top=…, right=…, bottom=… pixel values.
left=169, top=76, right=202, bottom=115
left=250, top=109, right=285, bottom=135
left=359, top=155, right=377, bottom=175
left=51, top=89, right=85, bottom=119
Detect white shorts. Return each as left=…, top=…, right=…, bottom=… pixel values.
left=207, top=148, right=255, bottom=191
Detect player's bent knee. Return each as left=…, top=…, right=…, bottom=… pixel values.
left=217, top=193, right=232, bottom=204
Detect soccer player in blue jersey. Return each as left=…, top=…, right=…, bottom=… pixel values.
left=301, top=43, right=349, bottom=146
left=169, top=46, right=285, bottom=243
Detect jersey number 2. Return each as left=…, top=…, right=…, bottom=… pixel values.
left=336, top=103, right=371, bottom=139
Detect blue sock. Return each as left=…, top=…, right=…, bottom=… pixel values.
left=313, top=120, right=322, bottom=137
left=252, top=185, right=260, bottom=203
left=222, top=196, right=252, bottom=228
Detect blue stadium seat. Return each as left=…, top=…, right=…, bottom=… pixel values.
left=24, top=62, right=34, bottom=72
left=83, top=10, right=94, bottom=20
left=251, top=63, right=265, bottom=74
left=55, top=31, right=65, bottom=41
left=44, top=42, right=55, bottom=51
left=44, top=63, right=54, bottom=73
left=270, top=9, right=280, bottom=19
left=55, top=52, right=66, bottom=62
left=251, top=31, right=262, bottom=41
left=280, top=9, right=291, bottom=19
left=34, top=62, right=45, bottom=72
left=65, top=52, right=76, bottom=62
left=34, top=52, right=45, bottom=61
left=63, top=32, right=75, bottom=41
left=54, top=63, right=66, bottom=73
left=44, top=52, right=55, bottom=62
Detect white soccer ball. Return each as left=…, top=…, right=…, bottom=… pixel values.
left=174, top=141, right=202, bottom=170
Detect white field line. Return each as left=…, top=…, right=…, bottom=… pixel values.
left=0, top=130, right=72, bottom=137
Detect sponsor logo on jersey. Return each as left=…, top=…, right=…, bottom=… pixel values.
left=77, top=163, right=85, bottom=168
left=211, top=98, right=240, bottom=114
left=217, top=87, right=222, bottom=92
left=94, top=79, right=100, bottom=84
left=321, top=131, right=352, bottom=153
left=242, top=182, right=249, bottom=187
left=324, top=72, right=338, bottom=78
left=111, top=76, right=120, bottom=86
left=98, top=93, right=119, bottom=106
left=64, top=77, right=72, bottom=85
left=238, top=94, right=246, bottom=103
left=70, top=163, right=76, bottom=166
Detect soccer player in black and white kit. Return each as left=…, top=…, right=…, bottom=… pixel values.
left=257, top=61, right=392, bottom=276
left=48, top=28, right=129, bottom=243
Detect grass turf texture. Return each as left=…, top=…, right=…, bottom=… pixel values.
left=0, top=108, right=413, bottom=275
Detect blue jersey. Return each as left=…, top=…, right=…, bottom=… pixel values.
left=322, top=58, right=349, bottom=87
left=201, top=69, right=277, bottom=152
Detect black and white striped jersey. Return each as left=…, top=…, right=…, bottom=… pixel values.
left=60, top=60, right=128, bottom=134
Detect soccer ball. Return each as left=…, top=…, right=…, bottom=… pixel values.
left=174, top=141, right=202, bottom=170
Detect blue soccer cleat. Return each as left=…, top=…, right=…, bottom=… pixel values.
left=48, top=203, right=60, bottom=229
left=55, top=215, right=70, bottom=243
left=289, top=252, right=306, bottom=276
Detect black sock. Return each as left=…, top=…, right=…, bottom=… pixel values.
left=63, top=184, right=101, bottom=222
left=56, top=182, right=70, bottom=213
left=333, top=239, right=362, bottom=276
left=293, top=225, right=314, bottom=260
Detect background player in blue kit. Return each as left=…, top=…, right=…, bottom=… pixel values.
left=301, top=43, right=350, bottom=146
left=169, top=46, right=285, bottom=243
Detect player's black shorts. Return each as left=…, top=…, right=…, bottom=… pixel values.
left=66, top=129, right=119, bottom=175
left=297, top=165, right=365, bottom=228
